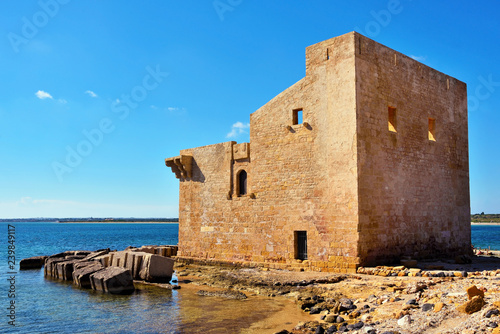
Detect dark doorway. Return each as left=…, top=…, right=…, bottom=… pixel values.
left=238, top=170, right=247, bottom=196
left=295, top=231, right=307, bottom=260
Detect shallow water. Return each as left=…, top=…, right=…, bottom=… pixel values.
left=1, top=222, right=497, bottom=333
left=1, top=222, right=304, bottom=333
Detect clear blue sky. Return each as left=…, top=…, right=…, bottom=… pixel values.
left=0, top=1, right=498, bottom=218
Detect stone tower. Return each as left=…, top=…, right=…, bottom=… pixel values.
left=166, top=32, right=470, bottom=272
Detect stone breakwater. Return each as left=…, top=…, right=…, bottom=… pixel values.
left=24, top=245, right=177, bottom=295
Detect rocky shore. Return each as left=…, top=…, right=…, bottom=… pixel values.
left=173, top=255, right=500, bottom=334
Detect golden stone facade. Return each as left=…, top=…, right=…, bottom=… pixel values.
left=166, top=32, right=471, bottom=273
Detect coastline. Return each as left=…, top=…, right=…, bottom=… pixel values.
left=57, top=221, right=179, bottom=224
left=471, top=222, right=500, bottom=225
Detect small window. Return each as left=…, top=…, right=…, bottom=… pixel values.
left=294, top=231, right=307, bottom=260
left=428, top=118, right=436, bottom=141
left=292, top=108, right=303, bottom=125
left=237, top=170, right=247, bottom=196
left=388, top=107, right=397, bottom=132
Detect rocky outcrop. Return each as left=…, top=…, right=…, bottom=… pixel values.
left=19, top=256, right=47, bottom=269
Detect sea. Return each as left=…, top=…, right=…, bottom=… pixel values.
left=1, top=222, right=499, bottom=333
left=0, top=222, right=304, bottom=334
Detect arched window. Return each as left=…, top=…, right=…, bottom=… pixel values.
left=237, top=170, right=247, bottom=196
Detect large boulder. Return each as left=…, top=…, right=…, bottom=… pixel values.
left=20, top=256, right=47, bottom=270
left=138, top=253, right=175, bottom=283
left=90, top=267, right=135, bottom=294
left=73, top=262, right=104, bottom=288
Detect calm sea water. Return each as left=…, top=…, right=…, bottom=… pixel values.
left=1, top=223, right=498, bottom=333
left=0, top=222, right=296, bottom=334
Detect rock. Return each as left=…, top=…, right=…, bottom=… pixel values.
left=339, top=298, right=356, bottom=311
left=274, top=330, right=290, bottom=334
left=137, top=253, right=175, bottom=282
left=485, top=308, right=500, bottom=318
left=363, top=326, right=375, bottom=333
left=310, top=307, right=322, bottom=314
left=457, top=295, right=485, bottom=314
left=315, top=325, right=325, bottom=334
left=337, top=325, right=347, bottom=332
left=434, top=302, right=445, bottom=312
left=397, top=314, right=411, bottom=326
left=422, top=303, right=434, bottom=312
left=90, top=266, right=135, bottom=294
left=351, top=321, right=364, bottom=330
left=467, top=285, right=485, bottom=300
left=196, top=289, right=247, bottom=299
left=325, top=315, right=337, bottom=323
left=72, top=262, right=104, bottom=288
left=56, top=260, right=82, bottom=281
left=326, top=325, right=337, bottom=334
left=488, top=322, right=499, bottom=328
left=406, top=298, right=417, bottom=305
left=336, top=316, right=345, bottom=323
left=406, top=282, right=427, bottom=294
left=20, top=256, right=47, bottom=270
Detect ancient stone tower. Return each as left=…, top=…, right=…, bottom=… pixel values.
left=166, top=32, right=470, bottom=273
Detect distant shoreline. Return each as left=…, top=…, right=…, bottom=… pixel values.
left=58, top=221, right=179, bottom=224
left=471, top=222, right=500, bottom=225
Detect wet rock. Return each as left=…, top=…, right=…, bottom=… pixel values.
left=457, top=295, right=485, bottom=314
left=196, top=289, right=247, bottom=299
left=90, top=266, right=135, bottom=294
left=422, top=303, right=434, bottom=312
left=20, top=256, right=47, bottom=270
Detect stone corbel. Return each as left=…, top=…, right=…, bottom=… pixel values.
left=165, top=155, right=193, bottom=179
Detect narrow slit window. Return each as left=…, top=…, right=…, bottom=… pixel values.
left=237, top=170, right=247, bottom=196
left=293, top=108, right=303, bottom=125
left=388, top=107, right=397, bottom=132
left=428, top=118, right=436, bottom=141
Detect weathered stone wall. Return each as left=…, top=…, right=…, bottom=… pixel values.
left=176, top=33, right=361, bottom=272
left=354, top=33, right=470, bottom=265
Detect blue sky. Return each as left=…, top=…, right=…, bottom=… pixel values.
left=0, top=1, right=498, bottom=218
